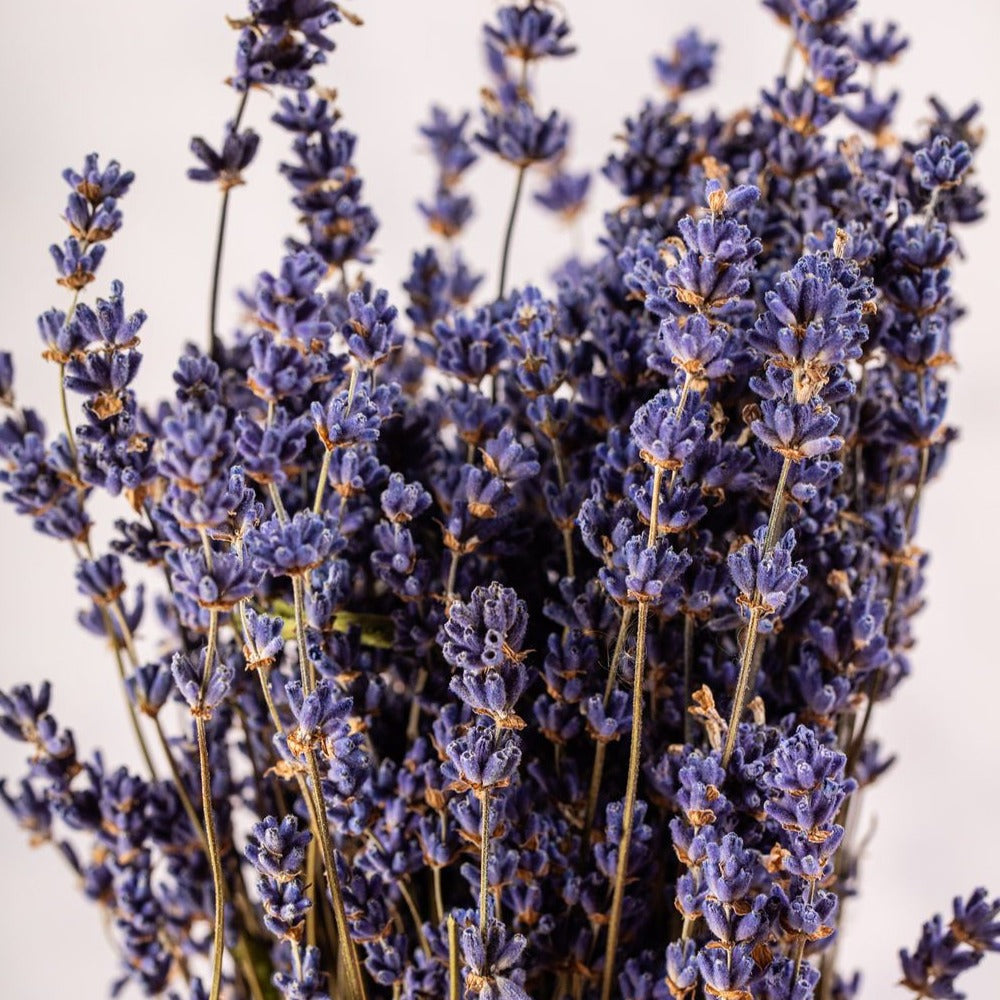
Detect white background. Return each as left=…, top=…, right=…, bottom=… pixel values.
left=1, top=1, right=998, bottom=996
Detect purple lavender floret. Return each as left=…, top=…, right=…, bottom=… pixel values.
left=248, top=510, right=341, bottom=577
left=342, top=286, right=402, bottom=369
left=600, top=535, right=691, bottom=610
left=440, top=583, right=529, bottom=675
left=248, top=0, right=342, bottom=52
left=246, top=814, right=312, bottom=881
left=484, top=4, right=574, bottom=61
left=310, top=382, right=396, bottom=451
left=533, top=169, right=590, bottom=219
left=477, top=100, right=568, bottom=167
left=421, top=106, right=478, bottom=180
left=461, top=918, right=530, bottom=1000
left=750, top=252, right=872, bottom=377
left=63, top=153, right=134, bottom=203
left=914, top=136, right=973, bottom=190
left=630, top=388, right=709, bottom=470
left=49, top=237, right=105, bottom=289
left=444, top=720, right=521, bottom=793
left=696, top=943, right=757, bottom=998
left=751, top=397, right=842, bottom=461
left=125, top=662, right=174, bottom=718
left=728, top=527, right=807, bottom=625
left=170, top=650, right=234, bottom=715
left=273, top=945, right=330, bottom=999
left=851, top=20, right=908, bottom=64
left=188, top=126, right=260, bottom=187
left=654, top=28, right=717, bottom=96
left=900, top=889, right=1000, bottom=999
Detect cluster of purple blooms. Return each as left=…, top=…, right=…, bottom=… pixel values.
left=0, top=2, right=995, bottom=999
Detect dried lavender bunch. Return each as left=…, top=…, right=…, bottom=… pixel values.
left=0, top=2, right=992, bottom=1000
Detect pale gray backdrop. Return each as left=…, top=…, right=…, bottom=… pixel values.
left=1, top=1, right=998, bottom=996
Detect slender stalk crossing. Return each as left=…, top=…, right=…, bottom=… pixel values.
left=207, top=89, right=250, bottom=360
left=600, top=464, right=664, bottom=1000
left=722, top=456, right=791, bottom=767
left=497, top=165, right=527, bottom=301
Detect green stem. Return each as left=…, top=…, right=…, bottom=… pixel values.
left=233, top=937, right=267, bottom=1000
left=665, top=375, right=693, bottom=499
left=58, top=363, right=160, bottom=781
left=549, top=435, right=576, bottom=578
left=647, top=465, right=664, bottom=544
left=54, top=279, right=87, bottom=458
left=191, top=598, right=226, bottom=1000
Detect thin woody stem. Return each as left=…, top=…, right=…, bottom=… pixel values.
left=448, top=914, right=460, bottom=1000
left=153, top=718, right=203, bottom=843
left=845, top=441, right=930, bottom=776
left=102, top=612, right=158, bottom=781
left=57, top=363, right=78, bottom=460
left=433, top=863, right=446, bottom=926
left=292, top=574, right=314, bottom=690
left=600, top=462, right=665, bottom=1000
left=306, top=748, right=368, bottom=1000
left=314, top=368, right=357, bottom=515
left=196, top=713, right=227, bottom=1000
left=56, top=324, right=158, bottom=779
left=445, top=549, right=461, bottom=604
left=193, top=603, right=227, bottom=1000
left=600, top=595, right=651, bottom=1000
left=208, top=89, right=250, bottom=360
left=497, top=165, right=528, bottom=301
left=666, top=374, right=693, bottom=499
left=549, top=434, right=576, bottom=578
left=722, top=455, right=792, bottom=768
left=479, top=788, right=491, bottom=936
left=313, top=450, right=333, bottom=514
left=682, top=613, right=695, bottom=745
left=55, top=256, right=88, bottom=456
left=584, top=606, right=633, bottom=830
left=792, top=881, right=817, bottom=981
left=398, top=877, right=430, bottom=954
